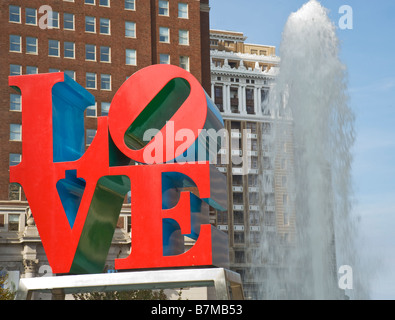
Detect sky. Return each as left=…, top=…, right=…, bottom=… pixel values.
left=210, top=0, right=395, bottom=299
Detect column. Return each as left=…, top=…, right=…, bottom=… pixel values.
left=240, top=85, right=246, bottom=115
left=255, top=87, right=262, bottom=116
left=23, top=259, right=38, bottom=278
left=224, top=84, right=231, bottom=114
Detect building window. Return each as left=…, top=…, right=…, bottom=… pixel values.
left=26, top=37, right=38, bottom=54
left=85, top=44, right=96, bottom=61
left=26, top=66, right=38, bottom=74
left=125, top=49, right=137, bottom=65
left=25, top=8, right=37, bottom=25
left=85, top=16, right=96, bottom=33
left=9, top=184, right=22, bottom=201
left=230, top=87, right=239, bottom=113
left=100, top=18, right=110, bottom=34
left=8, top=214, right=20, bottom=231
left=246, top=88, right=255, bottom=114
left=284, top=211, right=290, bottom=226
left=86, top=72, right=97, bottom=89
left=159, top=27, right=170, bottom=43
left=234, top=211, right=244, bottom=224
left=85, top=0, right=95, bottom=4
left=217, top=211, right=228, bottom=225
left=65, top=70, right=76, bottom=80
left=282, top=176, right=287, bottom=187
left=125, top=21, right=136, bottom=38
left=10, top=124, right=22, bottom=141
left=49, top=11, right=59, bottom=28
left=10, top=64, right=21, bottom=76
left=9, top=154, right=21, bottom=166
left=179, top=56, right=189, bottom=71
left=178, top=3, right=188, bottom=18
left=158, top=0, right=169, bottom=16
left=247, top=122, right=257, bottom=133
left=101, top=74, right=111, bottom=90
left=125, top=0, right=135, bottom=10
left=48, top=39, right=60, bottom=57
left=214, top=86, right=223, bottom=112
left=10, top=94, right=21, bottom=111
left=49, top=68, right=60, bottom=73
left=234, top=232, right=245, bottom=244
left=101, top=102, right=110, bottom=116
left=86, top=104, right=97, bottom=117
left=9, top=5, right=21, bottom=23
left=9, top=35, right=21, bottom=52
left=100, top=0, right=110, bottom=6
left=86, top=129, right=97, bottom=145
left=179, top=30, right=189, bottom=45
left=64, top=41, right=75, bottom=59
left=283, top=194, right=288, bottom=206
left=250, top=212, right=259, bottom=226
left=100, top=46, right=111, bottom=62
left=210, top=39, right=218, bottom=46
left=234, top=250, right=245, bottom=263
left=64, top=13, right=75, bottom=30
left=281, top=159, right=287, bottom=170
left=159, top=54, right=170, bottom=64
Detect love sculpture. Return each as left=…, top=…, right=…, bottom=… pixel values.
left=9, top=65, right=229, bottom=275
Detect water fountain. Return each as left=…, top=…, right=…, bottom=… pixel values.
left=252, top=0, right=360, bottom=299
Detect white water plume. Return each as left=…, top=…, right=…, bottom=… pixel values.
left=252, top=0, right=367, bottom=300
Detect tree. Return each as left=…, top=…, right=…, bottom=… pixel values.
left=0, top=274, right=15, bottom=300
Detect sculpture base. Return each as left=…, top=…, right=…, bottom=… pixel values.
left=15, top=268, right=244, bottom=300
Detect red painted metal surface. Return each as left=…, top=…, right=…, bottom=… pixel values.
left=9, top=65, right=229, bottom=274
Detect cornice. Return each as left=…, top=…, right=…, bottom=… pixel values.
left=211, top=49, right=281, bottom=65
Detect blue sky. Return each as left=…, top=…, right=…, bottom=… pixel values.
left=210, top=0, right=395, bottom=299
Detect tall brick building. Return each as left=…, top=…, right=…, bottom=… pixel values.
left=0, top=0, right=211, bottom=297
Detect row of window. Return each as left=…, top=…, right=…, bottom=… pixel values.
left=70, top=0, right=190, bottom=17
left=0, top=213, right=21, bottom=231
left=10, top=93, right=111, bottom=120
left=9, top=1, right=188, bottom=27
left=10, top=35, right=136, bottom=65
left=84, top=0, right=112, bottom=7
left=9, top=51, right=190, bottom=87
left=9, top=64, right=112, bottom=90
left=10, top=65, right=76, bottom=79
left=9, top=124, right=97, bottom=153
left=10, top=6, right=76, bottom=30
left=9, top=10, right=188, bottom=42
left=10, top=28, right=189, bottom=57
left=158, top=1, right=189, bottom=18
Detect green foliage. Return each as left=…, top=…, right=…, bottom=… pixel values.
left=72, top=289, right=169, bottom=300
left=0, top=274, right=15, bottom=300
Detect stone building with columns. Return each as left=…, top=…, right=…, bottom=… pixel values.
left=209, top=30, right=295, bottom=299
